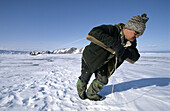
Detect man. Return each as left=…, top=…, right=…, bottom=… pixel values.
left=77, top=13, right=149, bottom=101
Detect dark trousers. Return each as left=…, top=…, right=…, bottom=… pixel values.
left=79, top=59, right=109, bottom=85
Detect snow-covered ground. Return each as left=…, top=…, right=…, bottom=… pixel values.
left=0, top=53, right=170, bottom=111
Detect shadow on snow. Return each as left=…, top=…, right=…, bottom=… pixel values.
left=99, top=77, right=170, bottom=97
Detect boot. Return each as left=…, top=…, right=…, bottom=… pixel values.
left=76, top=79, right=87, bottom=100
left=86, top=79, right=105, bottom=101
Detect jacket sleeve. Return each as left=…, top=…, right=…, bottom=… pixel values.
left=88, top=25, right=125, bottom=57
left=125, top=40, right=140, bottom=64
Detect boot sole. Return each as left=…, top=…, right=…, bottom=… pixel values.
left=87, top=95, right=103, bottom=101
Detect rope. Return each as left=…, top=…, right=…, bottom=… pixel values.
left=111, top=26, right=123, bottom=94
left=58, top=38, right=85, bottom=49
left=112, top=56, right=118, bottom=94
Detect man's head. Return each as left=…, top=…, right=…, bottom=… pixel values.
left=124, top=13, right=149, bottom=42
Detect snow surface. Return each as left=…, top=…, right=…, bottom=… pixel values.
left=0, top=53, right=170, bottom=111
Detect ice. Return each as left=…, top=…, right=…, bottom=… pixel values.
left=0, top=53, right=170, bottom=111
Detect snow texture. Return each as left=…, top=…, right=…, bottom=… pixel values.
left=0, top=53, right=170, bottom=111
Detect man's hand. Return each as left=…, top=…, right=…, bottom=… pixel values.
left=121, top=49, right=132, bottom=60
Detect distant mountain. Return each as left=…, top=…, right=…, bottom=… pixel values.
left=0, top=50, right=29, bottom=54
left=1, top=49, right=169, bottom=55
left=30, top=47, right=84, bottom=55
left=52, top=47, right=83, bottom=54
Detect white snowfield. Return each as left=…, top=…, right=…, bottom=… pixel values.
left=0, top=53, right=170, bottom=111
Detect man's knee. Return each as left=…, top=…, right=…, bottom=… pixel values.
left=79, top=59, right=92, bottom=84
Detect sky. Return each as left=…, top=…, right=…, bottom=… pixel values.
left=0, top=0, right=169, bottom=51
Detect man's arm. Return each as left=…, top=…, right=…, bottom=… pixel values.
left=126, top=47, right=140, bottom=64
left=122, top=40, right=140, bottom=64
left=88, top=25, right=125, bottom=57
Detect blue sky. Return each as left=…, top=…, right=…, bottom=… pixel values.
left=0, top=0, right=169, bottom=51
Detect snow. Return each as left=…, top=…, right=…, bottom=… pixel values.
left=0, top=53, right=170, bottom=111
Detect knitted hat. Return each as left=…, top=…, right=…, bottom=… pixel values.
left=124, top=13, right=149, bottom=35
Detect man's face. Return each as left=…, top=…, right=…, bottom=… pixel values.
left=123, top=29, right=141, bottom=42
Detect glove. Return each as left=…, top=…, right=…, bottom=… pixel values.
left=121, top=49, right=132, bottom=60
left=112, top=44, right=125, bottom=57
left=126, top=47, right=140, bottom=61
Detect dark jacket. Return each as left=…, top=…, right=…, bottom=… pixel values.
left=83, top=24, right=140, bottom=73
